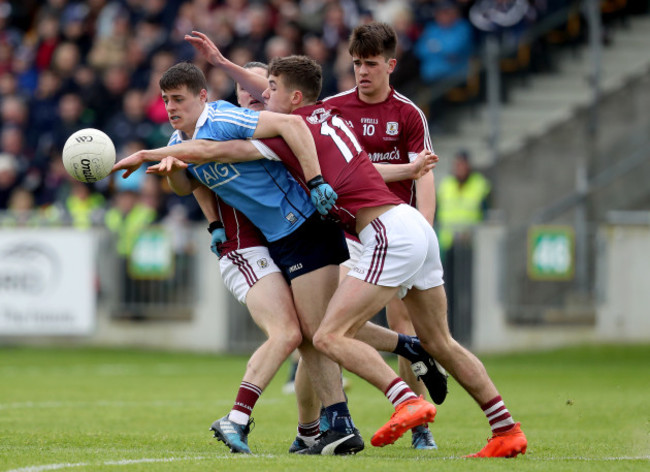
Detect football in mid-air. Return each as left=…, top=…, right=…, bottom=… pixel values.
left=62, top=128, right=116, bottom=183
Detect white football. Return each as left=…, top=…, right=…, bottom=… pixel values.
left=62, top=128, right=116, bottom=183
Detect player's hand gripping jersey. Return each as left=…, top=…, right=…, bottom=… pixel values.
left=251, top=103, right=402, bottom=236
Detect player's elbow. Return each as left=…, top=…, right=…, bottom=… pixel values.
left=282, top=114, right=305, bottom=131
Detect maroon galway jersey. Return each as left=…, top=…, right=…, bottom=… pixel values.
left=252, top=103, right=402, bottom=236
left=217, top=198, right=267, bottom=255
left=324, top=87, right=434, bottom=206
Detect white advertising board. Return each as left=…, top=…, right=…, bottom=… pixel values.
left=0, top=229, right=96, bottom=335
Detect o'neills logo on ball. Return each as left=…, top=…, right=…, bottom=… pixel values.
left=81, top=158, right=97, bottom=182
left=75, top=135, right=94, bottom=143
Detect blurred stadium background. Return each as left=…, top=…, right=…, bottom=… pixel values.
left=1, top=0, right=650, bottom=353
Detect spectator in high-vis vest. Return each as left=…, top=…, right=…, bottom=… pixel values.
left=437, top=149, right=491, bottom=254
left=436, top=149, right=490, bottom=339
left=104, top=169, right=157, bottom=257
left=64, top=180, right=105, bottom=229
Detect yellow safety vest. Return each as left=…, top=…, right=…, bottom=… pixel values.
left=105, top=204, right=157, bottom=256
left=66, top=193, right=105, bottom=229
left=437, top=172, right=491, bottom=251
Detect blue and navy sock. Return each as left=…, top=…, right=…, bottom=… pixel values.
left=393, top=334, right=422, bottom=362
left=324, top=402, right=356, bottom=434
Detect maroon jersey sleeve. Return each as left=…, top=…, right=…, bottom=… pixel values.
left=217, top=199, right=267, bottom=255
left=255, top=103, right=402, bottom=235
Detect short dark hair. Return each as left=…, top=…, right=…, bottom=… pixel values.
left=268, top=55, right=322, bottom=103
left=243, top=61, right=268, bottom=71
left=159, top=62, right=208, bottom=95
left=348, top=22, right=397, bottom=60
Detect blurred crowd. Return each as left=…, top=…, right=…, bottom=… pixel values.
left=0, top=0, right=640, bottom=232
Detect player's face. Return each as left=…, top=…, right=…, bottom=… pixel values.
left=262, top=75, right=294, bottom=114
left=162, top=85, right=207, bottom=136
left=236, top=66, right=268, bottom=111
left=352, top=54, right=396, bottom=101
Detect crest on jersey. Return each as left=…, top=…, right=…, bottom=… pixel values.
left=257, top=258, right=269, bottom=269
left=386, top=122, right=399, bottom=136
left=307, top=108, right=332, bottom=124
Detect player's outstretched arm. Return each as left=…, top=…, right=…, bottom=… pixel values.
left=185, top=31, right=267, bottom=102
left=112, top=140, right=262, bottom=174
left=146, top=156, right=198, bottom=196
left=374, top=150, right=438, bottom=183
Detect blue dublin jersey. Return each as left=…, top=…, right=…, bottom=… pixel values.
left=167, top=100, right=315, bottom=242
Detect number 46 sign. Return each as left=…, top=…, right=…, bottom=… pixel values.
left=527, top=225, right=575, bottom=281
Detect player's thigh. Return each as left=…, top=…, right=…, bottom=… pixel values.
left=385, top=296, right=416, bottom=335
left=246, top=271, right=300, bottom=338
left=290, top=264, right=340, bottom=339
left=320, top=275, right=398, bottom=338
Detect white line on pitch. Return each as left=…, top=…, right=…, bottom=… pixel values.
left=0, top=398, right=281, bottom=411
left=4, top=456, right=210, bottom=472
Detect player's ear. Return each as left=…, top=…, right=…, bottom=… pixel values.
left=199, top=88, right=208, bottom=102
left=387, top=58, right=397, bottom=73
left=291, top=89, right=303, bottom=106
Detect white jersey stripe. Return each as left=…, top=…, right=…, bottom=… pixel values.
left=323, top=87, right=357, bottom=101
left=206, top=117, right=257, bottom=130
left=393, top=91, right=434, bottom=153
left=207, top=107, right=260, bottom=122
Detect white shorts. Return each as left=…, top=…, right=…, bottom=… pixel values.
left=341, top=237, right=363, bottom=270
left=220, top=246, right=281, bottom=304
left=347, top=204, right=444, bottom=293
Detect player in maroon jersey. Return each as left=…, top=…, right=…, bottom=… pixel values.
left=184, top=27, right=446, bottom=450
left=262, top=55, right=526, bottom=459
left=323, top=23, right=442, bottom=450
left=150, top=51, right=527, bottom=458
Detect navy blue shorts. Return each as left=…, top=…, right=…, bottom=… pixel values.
left=268, top=214, right=350, bottom=281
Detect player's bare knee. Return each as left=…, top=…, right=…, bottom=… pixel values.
left=284, top=328, right=303, bottom=353
left=312, top=329, right=335, bottom=357
left=269, top=326, right=302, bottom=355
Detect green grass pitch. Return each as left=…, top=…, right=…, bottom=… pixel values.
left=1, top=344, right=648, bottom=471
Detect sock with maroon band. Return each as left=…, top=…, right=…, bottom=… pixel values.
left=384, top=377, right=417, bottom=408
left=482, top=395, right=516, bottom=434
left=228, top=381, right=262, bottom=425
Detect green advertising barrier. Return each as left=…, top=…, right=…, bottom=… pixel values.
left=128, top=228, right=174, bottom=280
left=527, top=225, right=575, bottom=281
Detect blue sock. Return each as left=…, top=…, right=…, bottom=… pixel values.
left=394, top=334, right=422, bottom=362
left=325, top=402, right=355, bottom=434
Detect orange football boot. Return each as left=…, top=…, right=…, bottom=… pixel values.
left=371, top=396, right=436, bottom=447
left=465, top=422, right=527, bottom=458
